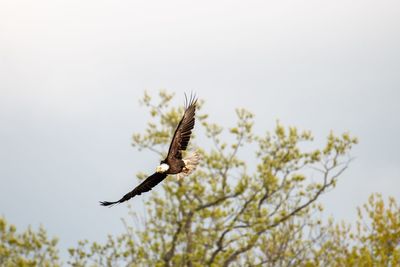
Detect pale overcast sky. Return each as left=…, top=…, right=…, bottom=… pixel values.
left=1, top=0, right=399, bottom=260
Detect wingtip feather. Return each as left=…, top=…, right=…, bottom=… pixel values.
left=99, top=200, right=119, bottom=207
left=184, top=92, right=197, bottom=109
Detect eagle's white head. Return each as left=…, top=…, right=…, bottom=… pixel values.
left=156, top=163, right=170, bottom=173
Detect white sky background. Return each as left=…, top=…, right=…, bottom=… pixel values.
left=1, top=0, right=400, bottom=260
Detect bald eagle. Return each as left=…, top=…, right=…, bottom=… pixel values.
left=100, top=94, right=199, bottom=207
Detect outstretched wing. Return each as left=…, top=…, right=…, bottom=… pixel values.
left=166, top=94, right=197, bottom=161
left=100, top=172, right=168, bottom=207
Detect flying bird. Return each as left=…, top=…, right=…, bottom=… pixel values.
left=100, top=94, right=199, bottom=207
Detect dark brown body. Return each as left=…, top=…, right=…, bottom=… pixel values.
left=165, top=158, right=185, bottom=174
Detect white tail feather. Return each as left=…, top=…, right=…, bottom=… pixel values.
left=178, top=151, right=200, bottom=179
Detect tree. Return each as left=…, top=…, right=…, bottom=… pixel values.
left=3, top=90, right=399, bottom=266
left=309, top=194, right=400, bottom=267
left=68, top=90, right=358, bottom=266
left=0, top=216, right=60, bottom=267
